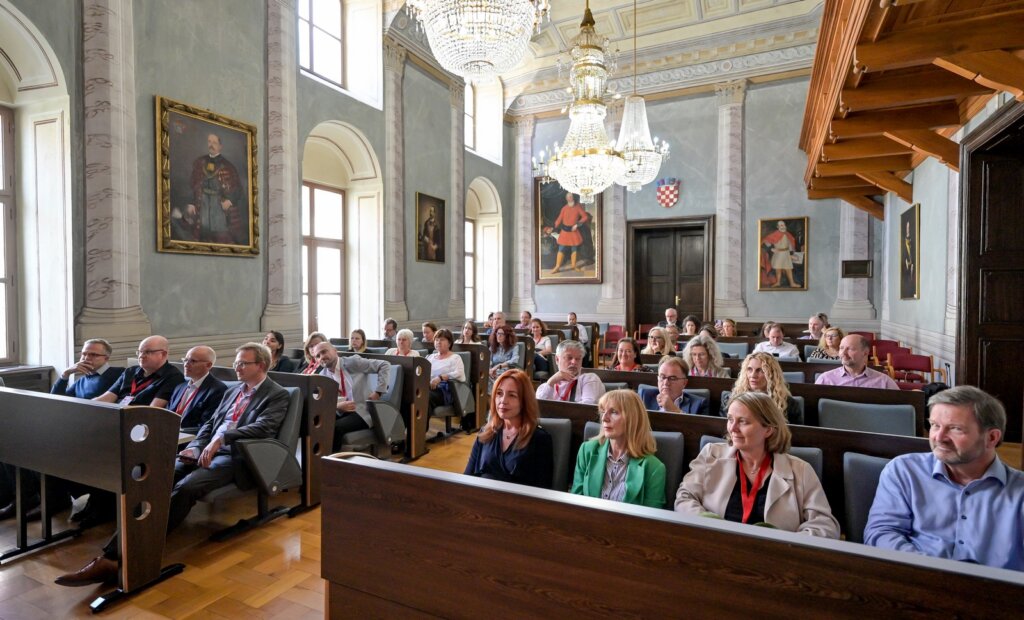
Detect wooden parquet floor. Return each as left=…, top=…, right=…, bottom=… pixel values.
left=0, top=420, right=474, bottom=619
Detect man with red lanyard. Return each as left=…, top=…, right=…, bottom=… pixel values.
left=167, top=345, right=228, bottom=432
left=56, top=342, right=290, bottom=587
left=536, top=340, right=605, bottom=405
left=94, top=335, right=185, bottom=409
left=312, top=342, right=391, bottom=452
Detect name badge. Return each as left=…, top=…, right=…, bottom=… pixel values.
left=119, top=395, right=134, bottom=405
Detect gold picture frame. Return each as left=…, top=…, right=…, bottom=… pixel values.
left=156, top=96, right=259, bottom=256
left=415, top=192, right=446, bottom=263
left=757, top=216, right=808, bottom=291
left=534, top=178, right=602, bottom=284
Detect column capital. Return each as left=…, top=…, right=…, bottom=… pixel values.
left=715, top=79, right=747, bottom=106
left=513, top=114, right=535, bottom=137
left=383, top=37, right=407, bottom=74
left=450, top=81, right=464, bottom=109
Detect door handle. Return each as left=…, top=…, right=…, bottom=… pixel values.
left=674, top=294, right=680, bottom=306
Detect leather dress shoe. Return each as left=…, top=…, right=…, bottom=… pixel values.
left=54, top=556, right=118, bottom=587
left=0, top=496, right=39, bottom=521
left=0, top=502, right=15, bottom=520
left=23, top=504, right=42, bottom=522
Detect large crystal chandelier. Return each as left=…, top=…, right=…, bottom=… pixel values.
left=615, top=0, right=669, bottom=192
left=406, top=0, right=550, bottom=83
left=540, top=1, right=625, bottom=204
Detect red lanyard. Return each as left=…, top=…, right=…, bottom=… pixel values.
left=129, top=375, right=156, bottom=396
left=302, top=363, right=319, bottom=375
left=175, top=383, right=200, bottom=414
left=737, top=453, right=772, bottom=524
left=229, top=387, right=254, bottom=422
left=337, top=368, right=348, bottom=398
left=555, top=379, right=577, bottom=401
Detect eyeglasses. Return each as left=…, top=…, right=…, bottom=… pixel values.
left=137, top=349, right=166, bottom=357
left=233, top=360, right=259, bottom=369
left=182, top=357, right=212, bottom=364
left=81, top=351, right=108, bottom=358
left=658, top=374, right=683, bottom=383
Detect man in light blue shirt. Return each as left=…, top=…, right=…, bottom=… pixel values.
left=864, top=386, right=1024, bottom=571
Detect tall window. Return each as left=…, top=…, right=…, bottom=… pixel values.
left=299, top=0, right=344, bottom=87
left=0, top=106, right=15, bottom=364
left=464, top=218, right=475, bottom=319
left=301, top=182, right=345, bottom=338
left=464, top=83, right=476, bottom=150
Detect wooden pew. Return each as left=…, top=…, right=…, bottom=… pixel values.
left=587, top=368, right=929, bottom=434
left=453, top=343, right=491, bottom=431
left=537, top=400, right=928, bottom=534
left=734, top=320, right=808, bottom=337
left=0, top=387, right=182, bottom=612
left=321, top=456, right=1024, bottom=618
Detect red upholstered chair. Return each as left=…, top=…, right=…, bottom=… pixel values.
left=872, top=339, right=904, bottom=366
left=889, top=352, right=945, bottom=388
left=635, top=323, right=656, bottom=347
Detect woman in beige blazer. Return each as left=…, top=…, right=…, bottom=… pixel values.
left=674, top=391, right=839, bottom=538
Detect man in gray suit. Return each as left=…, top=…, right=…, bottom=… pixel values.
left=312, top=341, right=391, bottom=451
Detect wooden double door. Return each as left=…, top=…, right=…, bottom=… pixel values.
left=629, top=218, right=713, bottom=328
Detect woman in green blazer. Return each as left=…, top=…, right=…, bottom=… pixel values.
left=571, top=389, right=666, bottom=508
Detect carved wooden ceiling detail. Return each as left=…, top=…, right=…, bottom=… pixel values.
left=798, top=0, right=1024, bottom=219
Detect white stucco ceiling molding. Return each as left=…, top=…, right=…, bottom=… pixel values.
left=508, top=43, right=815, bottom=115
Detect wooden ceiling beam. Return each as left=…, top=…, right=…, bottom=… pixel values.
left=808, top=187, right=881, bottom=200
left=830, top=102, right=960, bottom=139
left=842, top=195, right=885, bottom=220
left=816, top=154, right=913, bottom=177
left=856, top=171, right=913, bottom=203
left=808, top=175, right=875, bottom=190
left=934, top=51, right=1024, bottom=102
left=840, top=70, right=993, bottom=113
left=854, top=10, right=1024, bottom=72
left=822, top=136, right=912, bottom=161
left=878, top=0, right=930, bottom=6
left=884, top=129, right=960, bottom=172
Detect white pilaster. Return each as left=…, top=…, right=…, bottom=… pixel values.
left=261, top=0, right=302, bottom=331
left=383, top=37, right=409, bottom=320
left=944, top=166, right=960, bottom=335
left=77, top=0, right=151, bottom=342
left=713, top=80, right=748, bottom=318
left=448, top=82, right=466, bottom=318
left=831, top=203, right=877, bottom=319
left=510, top=115, right=536, bottom=314
left=597, top=103, right=625, bottom=318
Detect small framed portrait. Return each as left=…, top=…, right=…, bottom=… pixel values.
left=416, top=192, right=445, bottom=263
left=535, top=178, right=602, bottom=284
left=900, top=203, right=920, bottom=299
left=757, top=217, right=808, bottom=291
left=156, top=96, right=258, bottom=256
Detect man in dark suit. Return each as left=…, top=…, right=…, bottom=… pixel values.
left=169, top=345, right=227, bottom=432
left=641, top=357, right=708, bottom=415
left=55, top=342, right=291, bottom=587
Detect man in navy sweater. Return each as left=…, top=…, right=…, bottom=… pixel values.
left=50, top=339, right=124, bottom=399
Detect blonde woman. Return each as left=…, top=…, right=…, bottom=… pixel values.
left=571, top=390, right=666, bottom=508
left=298, top=331, right=327, bottom=374
left=721, top=352, right=803, bottom=425
left=809, top=327, right=845, bottom=361
left=681, top=335, right=730, bottom=378
left=641, top=327, right=668, bottom=356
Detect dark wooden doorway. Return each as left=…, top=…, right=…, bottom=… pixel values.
left=959, top=101, right=1024, bottom=447
left=627, top=217, right=714, bottom=331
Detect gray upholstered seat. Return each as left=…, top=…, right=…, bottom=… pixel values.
left=603, top=382, right=628, bottom=391
left=818, top=398, right=916, bottom=436
left=777, top=356, right=800, bottom=363
left=782, top=371, right=805, bottom=384
left=698, top=435, right=823, bottom=482
left=339, top=363, right=405, bottom=457
left=843, top=452, right=891, bottom=543
left=583, top=421, right=683, bottom=508
left=430, top=351, right=474, bottom=439
left=717, top=342, right=749, bottom=358
left=539, top=417, right=572, bottom=492
left=804, top=344, right=818, bottom=359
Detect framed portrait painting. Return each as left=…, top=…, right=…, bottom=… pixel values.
left=416, top=192, right=445, bottom=263
left=757, top=217, right=808, bottom=291
left=899, top=203, right=920, bottom=299
left=535, top=179, right=602, bottom=284
left=156, top=96, right=259, bottom=256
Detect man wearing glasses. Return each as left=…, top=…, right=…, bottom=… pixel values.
left=94, top=335, right=185, bottom=409
left=51, top=338, right=124, bottom=399
left=641, top=357, right=708, bottom=415
left=168, top=345, right=228, bottom=432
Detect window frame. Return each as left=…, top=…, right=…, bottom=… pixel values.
left=0, top=105, right=17, bottom=365
left=464, top=83, right=476, bottom=151
left=301, top=181, right=346, bottom=337
left=299, top=0, right=346, bottom=89
left=464, top=216, right=476, bottom=320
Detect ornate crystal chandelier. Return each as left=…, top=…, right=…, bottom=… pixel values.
left=615, top=0, right=669, bottom=192
left=537, top=1, right=625, bottom=204
left=406, top=0, right=550, bottom=83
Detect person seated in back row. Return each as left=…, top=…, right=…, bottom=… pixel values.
left=753, top=323, right=800, bottom=358
left=536, top=340, right=605, bottom=405
left=658, top=307, right=682, bottom=329
left=169, top=346, right=228, bottom=432
left=642, top=356, right=708, bottom=415
left=815, top=334, right=898, bottom=390
left=313, top=341, right=391, bottom=451
left=51, top=339, right=123, bottom=399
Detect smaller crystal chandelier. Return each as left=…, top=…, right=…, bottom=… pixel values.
left=615, top=0, right=669, bottom=192
left=535, top=1, right=625, bottom=204
left=406, top=0, right=550, bottom=84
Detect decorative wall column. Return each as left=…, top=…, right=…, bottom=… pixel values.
left=383, top=37, right=409, bottom=320
left=597, top=103, right=626, bottom=318
left=76, top=0, right=151, bottom=342
left=830, top=203, right=877, bottom=319
left=510, top=115, right=536, bottom=314
left=448, top=82, right=466, bottom=318
left=713, top=80, right=749, bottom=318
left=944, top=167, right=960, bottom=336
left=261, top=0, right=302, bottom=331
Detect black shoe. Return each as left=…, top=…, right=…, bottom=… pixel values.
left=0, top=502, right=14, bottom=521
left=23, top=503, right=42, bottom=522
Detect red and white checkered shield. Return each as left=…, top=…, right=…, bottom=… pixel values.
left=656, top=178, right=680, bottom=208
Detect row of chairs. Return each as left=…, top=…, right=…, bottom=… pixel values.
left=539, top=416, right=895, bottom=543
